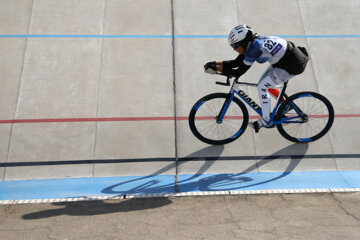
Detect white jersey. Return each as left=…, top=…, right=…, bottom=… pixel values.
left=243, top=35, right=288, bottom=66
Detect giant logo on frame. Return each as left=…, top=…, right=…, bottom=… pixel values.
left=238, top=90, right=261, bottom=111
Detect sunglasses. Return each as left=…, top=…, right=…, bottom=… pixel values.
left=231, top=42, right=242, bottom=50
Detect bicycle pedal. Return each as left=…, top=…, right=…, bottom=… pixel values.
left=254, top=121, right=260, bottom=133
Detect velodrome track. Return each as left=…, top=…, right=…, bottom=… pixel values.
left=1, top=0, right=360, bottom=202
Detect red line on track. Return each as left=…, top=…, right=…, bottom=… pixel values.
left=0, top=114, right=359, bottom=124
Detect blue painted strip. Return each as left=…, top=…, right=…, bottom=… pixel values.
left=1, top=171, right=360, bottom=201
left=178, top=171, right=360, bottom=192
left=0, top=34, right=359, bottom=39
left=338, top=171, right=360, bottom=187
left=0, top=178, right=92, bottom=200
left=0, top=175, right=174, bottom=200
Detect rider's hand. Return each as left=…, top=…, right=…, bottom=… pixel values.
left=204, top=61, right=217, bottom=74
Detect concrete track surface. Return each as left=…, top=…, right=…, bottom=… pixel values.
left=1, top=193, right=360, bottom=240
left=0, top=0, right=360, bottom=239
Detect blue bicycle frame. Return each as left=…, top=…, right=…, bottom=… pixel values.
left=216, top=77, right=306, bottom=125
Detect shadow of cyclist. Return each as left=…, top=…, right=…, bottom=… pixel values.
left=100, top=145, right=224, bottom=195
left=179, top=143, right=309, bottom=192
left=22, top=197, right=173, bottom=219
left=21, top=145, right=223, bottom=220
left=100, top=143, right=307, bottom=195
left=22, top=143, right=307, bottom=219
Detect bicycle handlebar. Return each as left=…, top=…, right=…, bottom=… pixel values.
left=215, top=73, right=239, bottom=86
left=215, top=77, right=230, bottom=86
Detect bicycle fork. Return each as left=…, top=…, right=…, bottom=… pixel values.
left=216, top=92, right=234, bottom=123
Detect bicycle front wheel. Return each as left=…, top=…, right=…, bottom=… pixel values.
left=275, top=91, right=334, bottom=143
left=189, top=93, right=249, bottom=145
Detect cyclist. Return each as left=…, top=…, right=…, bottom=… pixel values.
left=204, top=25, right=309, bottom=130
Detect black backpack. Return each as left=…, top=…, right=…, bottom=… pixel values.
left=273, top=41, right=309, bottom=75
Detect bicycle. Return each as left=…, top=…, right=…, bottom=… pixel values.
left=189, top=74, right=334, bottom=145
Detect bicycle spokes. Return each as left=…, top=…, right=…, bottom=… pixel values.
left=189, top=93, right=249, bottom=145
left=277, top=93, right=334, bottom=142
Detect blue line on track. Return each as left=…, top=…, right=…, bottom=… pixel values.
left=1, top=171, right=360, bottom=200
left=0, top=34, right=359, bottom=39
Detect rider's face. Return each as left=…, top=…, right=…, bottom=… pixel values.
left=235, top=46, right=245, bottom=54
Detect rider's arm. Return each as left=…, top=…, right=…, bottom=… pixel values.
left=222, top=54, right=244, bottom=70
left=209, top=54, right=244, bottom=73
left=220, top=42, right=263, bottom=76
left=221, top=57, right=251, bottom=77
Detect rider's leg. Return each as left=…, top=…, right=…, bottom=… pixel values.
left=257, top=67, right=277, bottom=123
left=256, top=66, right=294, bottom=126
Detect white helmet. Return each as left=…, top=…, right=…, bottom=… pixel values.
left=228, top=25, right=254, bottom=49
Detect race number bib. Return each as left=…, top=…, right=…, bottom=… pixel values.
left=263, top=39, right=283, bottom=56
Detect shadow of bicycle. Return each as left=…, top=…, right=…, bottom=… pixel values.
left=22, top=143, right=308, bottom=219
left=101, top=143, right=308, bottom=194
left=179, top=143, right=309, bottom=192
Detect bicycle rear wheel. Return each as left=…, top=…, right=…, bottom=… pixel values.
left=275, top=91, right=334, bottom=143
left=189, top=93, right=249, bottom=145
